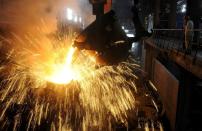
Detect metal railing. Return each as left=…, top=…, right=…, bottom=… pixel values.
left=151, top=29, right=202, bottom=62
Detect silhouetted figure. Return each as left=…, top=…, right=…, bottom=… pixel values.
left=74, top=0, right=152, bottom=64
left=131, top=0, right=152, bottom=41
left=184, top=16, right=194, bottom=51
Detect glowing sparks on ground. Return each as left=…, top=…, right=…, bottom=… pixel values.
left=0, top=32, right=140, bottom=131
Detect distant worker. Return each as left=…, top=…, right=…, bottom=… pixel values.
left=184, top=16, right=194, bottom=51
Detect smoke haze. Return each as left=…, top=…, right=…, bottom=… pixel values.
left=0, top=0, right=93, bottom=35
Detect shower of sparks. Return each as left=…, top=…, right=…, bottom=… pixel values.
left=44, top=47, right=77, bottom=84
left=0, top=30, right=140, bottom=131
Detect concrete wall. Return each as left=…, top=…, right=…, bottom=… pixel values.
left=143, top=42, right=179, bottom=130
left=153, top=59, right=179, bottom=131
left=143, top=39, right=202, bottom=131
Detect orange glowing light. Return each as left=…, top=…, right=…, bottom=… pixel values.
left=44, top=47, right=77, bottom=84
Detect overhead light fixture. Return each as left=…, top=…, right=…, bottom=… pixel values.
left=124, top=30, right=129, bottom=33
left=127, top=34, right=134, bottom=38
left=79, top=17, right=82, bottom=23
left=181, top=4, right=186, bottom=13
left=67, top=8, right=73, bottom=20
left=74, top=15, right=78, bottom=23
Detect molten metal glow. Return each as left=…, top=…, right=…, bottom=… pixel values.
left=44, top=47, right=76, bottom=84
left=0, top=30, right=142, bottom=130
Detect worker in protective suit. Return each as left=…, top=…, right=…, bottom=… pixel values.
left=74, top=0, right=152, bottom=64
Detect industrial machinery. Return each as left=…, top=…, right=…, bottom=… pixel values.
left=74, top=0, right=152, bottom=64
